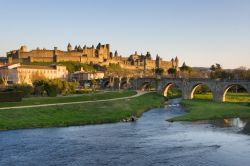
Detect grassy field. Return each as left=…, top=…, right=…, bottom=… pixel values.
left=167, top=88, right=182, bottom=99
left=0, top=92, right=163, bottom=130
left=0, top=91, right=136, bottom=108
left=170, top=92, right=250, bottom=122
left=224, top=93, right=250, bottom=102
left=194, top=92, right=250, bottom=102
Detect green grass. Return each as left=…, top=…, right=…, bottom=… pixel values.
left=0, top=92, right=163, bottom=130
left=225, top=93, right=250, bottom=102
left=167, top=88, right=182, bottom=99
left=193, top=93, right=213, bottom=100
left=0, top=91, right=136, bottom=108
left=170, top=93, right=250, bottom=122
left=194, top=92, right=250, bottom=102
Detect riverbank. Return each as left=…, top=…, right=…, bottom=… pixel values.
left=169, top=94, right=250, bottom=122
left=0, top=92, right=163, bottom=130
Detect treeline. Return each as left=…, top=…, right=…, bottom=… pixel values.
left=210, top=64, right=250, bottom=80
left=2, top=79, right=79, bottom=97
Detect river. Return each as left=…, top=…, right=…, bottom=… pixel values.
left=1, top=99, right=250, bottom=166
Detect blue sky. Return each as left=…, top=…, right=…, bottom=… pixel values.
left=0, top=0, right=249, bottom=68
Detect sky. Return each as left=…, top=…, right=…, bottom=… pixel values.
left=0, top=0, right=249, bottom=69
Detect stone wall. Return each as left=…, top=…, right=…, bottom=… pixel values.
left=30, top=57, right=54, bottom=63
left=20, top=50, right=54, bottom=58
left=7, top=44, right=178, bottom=73
left=82, top=48, right=95, bottom=57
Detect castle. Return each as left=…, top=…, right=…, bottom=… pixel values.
left=7, top=43, right=179, bottom=72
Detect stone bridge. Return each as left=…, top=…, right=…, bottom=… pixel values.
left=131, top=77, right=250, bottom=102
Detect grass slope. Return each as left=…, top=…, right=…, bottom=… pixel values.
left=0, top=91, right=136, bottom=108
left=0, top=92, right=163, bottom=130
left=170, top=93, right=250, bottom=122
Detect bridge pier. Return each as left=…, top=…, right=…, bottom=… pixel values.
left=182, top=88, right=192, bottom=100
left=213, top=93, right=224, bottom=102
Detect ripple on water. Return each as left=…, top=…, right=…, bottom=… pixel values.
left=1, top=100, right=250, bottom=166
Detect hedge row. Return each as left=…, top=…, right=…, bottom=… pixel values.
left=0, top=91, right=23, bottom=102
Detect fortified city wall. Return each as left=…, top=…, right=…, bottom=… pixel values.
left=6, top=43, right=179, bottom=72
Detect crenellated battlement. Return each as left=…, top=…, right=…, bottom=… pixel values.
left=6, top=43, right=178, bottom=72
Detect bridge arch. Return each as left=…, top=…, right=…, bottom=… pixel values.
left=162, top=82, right=182, bottom=97
left=189, top=83, right=214, bottom=100
left=121, top=80, right=131, bottom=89
left=221, top=83, right=250, bottom=102
left=134, top=77, right=250, bottom=102
left=139, top=82, right=153, bottom=91
left=103, top=80, right=110, bottom=88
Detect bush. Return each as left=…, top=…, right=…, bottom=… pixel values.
left=76, top=88, right=93, bottom=94
left=0, top=91, right=23, bottom=102
left=34, top=85, right=46, bottom=96
left=13, top=84, right=34, bottom=97
left=67, top=81, right=79, bottom=94
left=33, top=79, right=79, bottom=97
left=33, top=80, right=48, bottom=96
left=45, top=84, right=58, bottom=97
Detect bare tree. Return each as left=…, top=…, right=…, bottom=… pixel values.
left=18, top=70, right=28, bottom=84
left=0, top=69, right=9, bottom=86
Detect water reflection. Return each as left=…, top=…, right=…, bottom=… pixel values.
left=193, top=118, right=250, bottom=135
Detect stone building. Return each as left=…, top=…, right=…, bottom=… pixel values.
left=6, top=43, right=179, bottom=72
left=0, top=63, right=68, bottom=85
left=71, top=71, right=105, bottom=81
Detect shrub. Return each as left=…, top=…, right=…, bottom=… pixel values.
left=34, top=86, right=46, bottom=96
left=13, top=84, right=34, bottom=97
left=0, top=91, right=23, bottom=102
left=45, top=84, right=58, bottom=97
left=33, top=79, right=79, bottom=97
left=33, top=80, right=48, bottom=96
left=75, top=88, right=92, bottom=94
left=67, top=81, right=79, bottom=94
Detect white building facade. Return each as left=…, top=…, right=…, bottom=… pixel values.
left=0, top=63, right=68, bottom=85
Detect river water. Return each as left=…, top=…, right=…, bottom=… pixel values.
left=1, top=99, right=250, bottom=166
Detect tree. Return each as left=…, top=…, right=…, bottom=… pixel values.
left=18, top=70, right=28, bottom=84
left=33, top=80, right=48, bottom=96
left=210, top=63, right=224, bottom=79
left=33, top=79, right=79, bottom=96
left=155, top=68, right=164, bottom=76
left=233, top=67, right=249, bottom=80
left=13, top=84, right=34, bottom=97
left=210, top=64, right=216, bottom=72
left=0, top=69, right=9, bottom=86
left=215, top=63, right=222, bottom=70
left=168, top=68, right=177, bottom=78
left=179, top=62, right=192, bottom=78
